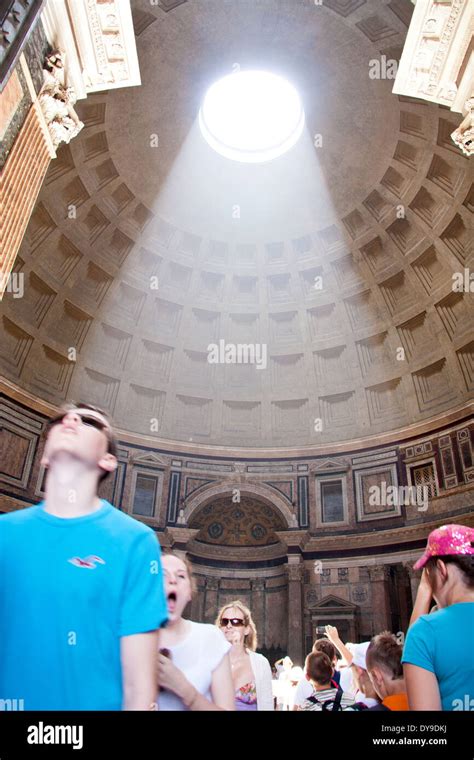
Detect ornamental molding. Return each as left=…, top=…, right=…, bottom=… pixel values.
left=185, top=538, right=286, bottom=563
left=303, top=512, right=474, bottom=553
left=287, top=562, right=304, bottom=583
left=368, top=564, right=391, bottom=582
left=393, top=0, right=473, bottom=113
left=183, top=479, right=295, bottom=529
left=41, top=0, right=140, bottom=100
left=165, top=526, right=200, bottom=545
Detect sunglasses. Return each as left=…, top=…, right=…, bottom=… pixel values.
left=48, top=412, right=109, bottom=434
left=220, top=618, right=246, bottom=627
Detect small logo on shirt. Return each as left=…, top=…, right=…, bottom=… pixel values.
left=68, top=555, right=106, bottom=569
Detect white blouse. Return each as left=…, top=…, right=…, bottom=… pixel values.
left=157, top=621, right=231, bottom=710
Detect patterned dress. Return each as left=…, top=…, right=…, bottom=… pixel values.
left=235, top=682, right=258, bottom=711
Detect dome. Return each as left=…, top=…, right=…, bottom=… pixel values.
left=1, top=0, right=472, bottom=450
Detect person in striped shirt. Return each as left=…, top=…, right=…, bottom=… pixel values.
left=298, top=652, right=356, bottom=711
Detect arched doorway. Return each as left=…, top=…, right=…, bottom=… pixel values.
left=190, top=494, right=287, bottom=546
left=182, top=493, right=289, bottom=664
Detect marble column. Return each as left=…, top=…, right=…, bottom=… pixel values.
left=203, top=576, right=219, bottom=624
left=404, top=562, right=421, bottom=615
left=286, top=558, right=304, bottom=665
left=191, top=577, right=205, bottom=623
left=368, top=565, right=392, bottom=635
left=251, top=578, right=266, bottom=649
left=395, top=565, right=412, bottom=633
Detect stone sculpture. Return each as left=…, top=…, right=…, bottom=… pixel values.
left=451, top=97, right=474, bottom=157
left=38, top=50, right=84, bottom=149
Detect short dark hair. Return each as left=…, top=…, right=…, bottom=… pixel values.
left=313, top=638, right=337, bottom=662
left=46, top=402, right=118, bottom=483
left=366, top=632, right=403, bottom=679
left=306, top=652, right=333, bottom=686
left=426, top=554, right=474, bottom=589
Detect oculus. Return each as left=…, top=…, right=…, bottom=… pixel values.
left=199, top=70, right=305, bottom=163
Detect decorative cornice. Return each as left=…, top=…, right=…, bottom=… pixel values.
left=275, top=530, right=311, bottom=551
left=1, top=378, right=472, bottom=462
left=40, top=0, right=140, bottom=100
left=303, top=513, right=474, bottom=554
left=165, top=526, right=200, bottom=545
left=185, top=537, right=286, bottom=563
left=394, top=0, right=473, bottom=113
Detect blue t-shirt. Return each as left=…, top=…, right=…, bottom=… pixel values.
left=0, top=501, right=168, bottom=710
left=402, top=602, right=474, bottom=711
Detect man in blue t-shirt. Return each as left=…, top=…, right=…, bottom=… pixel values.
left=0, top=403, right=168, bottom=710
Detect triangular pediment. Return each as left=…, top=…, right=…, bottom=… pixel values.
left=314, top=458, right=348, bottom=471
left=132, top=452, right=167, bottom=467
left=313, top=594, right=357, bottom=610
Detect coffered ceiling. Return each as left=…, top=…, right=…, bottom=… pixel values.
left=1, top=0, right=472, bottom=448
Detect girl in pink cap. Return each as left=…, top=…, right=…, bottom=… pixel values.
left=402, top=524, right=474, bottom=710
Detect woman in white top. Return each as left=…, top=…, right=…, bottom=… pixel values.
left=156, top=553, right=235, bottom=710
left=216, top=600, right=274, bottom=711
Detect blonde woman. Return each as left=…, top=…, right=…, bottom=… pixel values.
left=216, top=600, right=274, bottom=711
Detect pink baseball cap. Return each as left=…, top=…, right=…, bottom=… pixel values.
left=414, top=524, right=474, bottom=570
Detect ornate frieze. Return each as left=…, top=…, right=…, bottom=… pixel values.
left=40, top=0, right=140, bottom=99
left=394, top=0, right=473, bottom=111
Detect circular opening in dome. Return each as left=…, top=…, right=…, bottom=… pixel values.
left=199, top=70, right=305, bottom=163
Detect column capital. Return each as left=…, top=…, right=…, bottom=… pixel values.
left=287, top=561, right=304, bottom=583
left=402, top=561, right=420, bottom=579
left=368, top=564, right=390, bottom=582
